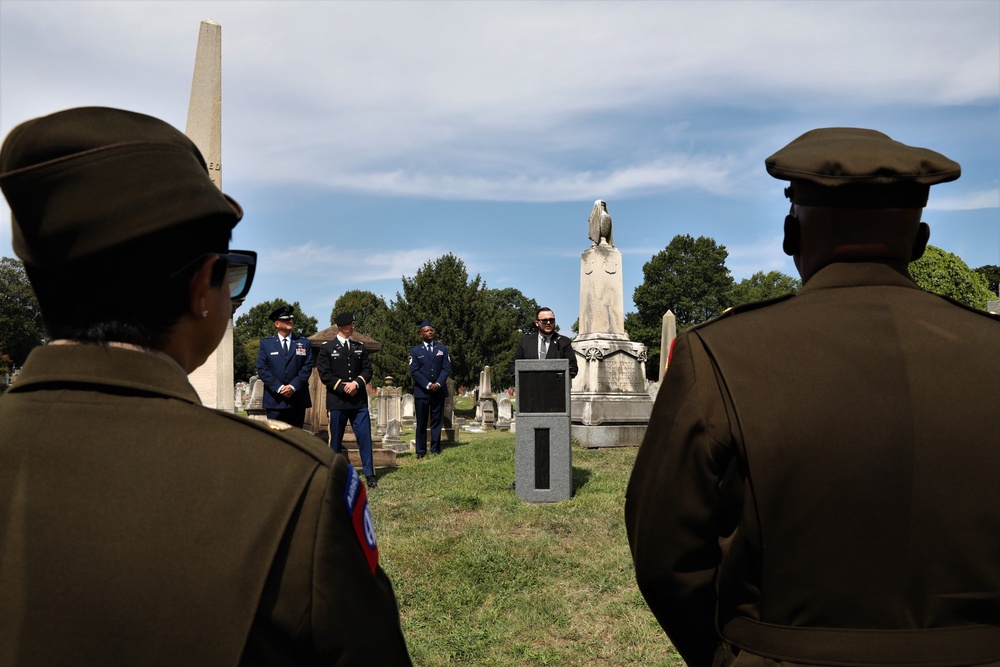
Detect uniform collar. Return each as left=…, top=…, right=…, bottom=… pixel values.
left=10, top=343, right=202, bottom=405
left=800, top=260, right=919, bottom=293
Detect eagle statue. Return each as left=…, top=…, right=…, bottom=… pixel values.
left=587, top=199, right=614, bottom=247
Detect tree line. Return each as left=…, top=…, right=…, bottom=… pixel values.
left=233, top=254, right=540, bottom=391
left=3, top=247, right=997, bottom=381
left=625, top=235, right=999, bottom=379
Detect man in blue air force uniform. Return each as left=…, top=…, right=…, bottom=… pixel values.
left=316, top=312, right=378, bottom=488
left=255, top=304, right=314, bottom=428
left=408, top=320, right=451, bottom=458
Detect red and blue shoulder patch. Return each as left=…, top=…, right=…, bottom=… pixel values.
left=342, top=464, right=379, bottom=573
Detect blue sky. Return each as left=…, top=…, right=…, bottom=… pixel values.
left=2, top=1, right=998, bottom=333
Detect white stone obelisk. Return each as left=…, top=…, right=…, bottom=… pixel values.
left=185, top=19, right=234, bottom=411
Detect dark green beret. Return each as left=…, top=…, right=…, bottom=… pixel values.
left=270, top=305, right=294, bottom=321
left=0, top=106, right=243, bottom=269
left=766, top=128, right=961, bottom=208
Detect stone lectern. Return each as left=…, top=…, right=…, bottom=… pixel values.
left=515, top=359, right=572, bottom=503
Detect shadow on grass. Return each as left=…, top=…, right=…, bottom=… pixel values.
left=572, top=465, right=592, bottom=493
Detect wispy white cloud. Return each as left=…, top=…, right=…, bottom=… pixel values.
left=929, top=188, right=1000, bottom=211
left=263, top=241, right=450, bottom=283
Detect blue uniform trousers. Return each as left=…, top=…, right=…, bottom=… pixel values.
left=330, top=407, right=374, bottom=478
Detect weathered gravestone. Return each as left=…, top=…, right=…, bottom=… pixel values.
left=478, top=367, right=497, bottom=429
left=496, top=396, right=513, bottom=431
left=400, top=394, right=415, bottom=425
left=247, top=378, right=266, bottom=421
left=571, top=199, right=652, bottom=447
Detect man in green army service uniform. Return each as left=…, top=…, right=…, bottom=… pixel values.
left=0, top=107, right=411, bottom=666
left=626, top=128, right=999, bottom=667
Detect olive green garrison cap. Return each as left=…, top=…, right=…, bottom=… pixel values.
left=766, top=127, right=961, bottom=208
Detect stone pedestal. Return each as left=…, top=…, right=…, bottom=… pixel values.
left=570, top=206, right=652, bottom=447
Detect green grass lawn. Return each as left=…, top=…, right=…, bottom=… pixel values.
left=368, top=430, right=683, bottom=666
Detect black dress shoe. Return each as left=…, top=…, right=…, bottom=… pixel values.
left=365, top=475, right=378, bottom=489
left=416, top=454, right=426, bottom=459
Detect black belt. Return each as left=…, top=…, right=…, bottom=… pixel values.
left=722, top=616, right=1000, bottom=666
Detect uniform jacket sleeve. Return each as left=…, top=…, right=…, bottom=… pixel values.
left=316, top=344, right=340, bottom=393
left=357, top=345, right=372, bottom=388
left=555, top=335, right=579, bottom=378
left=624, top=330, right=736, bottom=667
left=256, top=337, right=283, bottom=394
left=250, top=455, right=412, bottom=665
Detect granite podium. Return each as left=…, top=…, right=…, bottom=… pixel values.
left=515, top=359, right=572, bottom=502
left=571, top=200, right=653, bottom=447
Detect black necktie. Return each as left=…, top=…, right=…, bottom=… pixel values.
left=282, top=338, right=289, bottom=357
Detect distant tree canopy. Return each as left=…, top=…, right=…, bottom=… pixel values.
left=330, top=289, right=390, bottom=334
left=728, top=270, right=801, bottom=308
left=626, top=239, right=991, bottom=383
left=627, top=235, right=733, bottom=379
left=233, top=299, right=319, bottom=382
left=370, top=254, right=539, bottom=391
left=0, top=257, right=46, bottom=371
left=910, top=246, right=995, bottom=310
left=974, top=264, right=1000, bottom=296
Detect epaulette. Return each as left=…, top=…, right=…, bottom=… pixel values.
left=928, top=291, right=1000, bottom=321
left=263, top=418, right=293, bottom=431
left=688, top=293, right=797, bottom=332
left=213, top=410, right=332, bottom=464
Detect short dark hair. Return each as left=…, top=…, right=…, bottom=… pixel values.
left=536, top=307, right=554, bottom=319
left=28, top=220, right=231, bottom=349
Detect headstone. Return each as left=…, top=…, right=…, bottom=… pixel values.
left=246, top=378, right=266, bottom=421
left=376, top=381, right=402, bottom=437
left=477, top=366, right=496, bottom=429
left=572, top=200, right=652, bottom=448
left=401, top=394, right=415, bottom=425
left=185, top=19, right=235, bottom=412
left=496, top=396, right=513, bottom=431
left=384, top=419, right=402, bottom=444
left=515, top=359, right=572, bottom=502
left=659, top=310, right=677, bottom=381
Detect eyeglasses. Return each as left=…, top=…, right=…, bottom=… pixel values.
left=170, top=249, right=257, bottom=301
left=537, top=318, right=555, bottom=324
left=217, top=250, right=257, bottom=300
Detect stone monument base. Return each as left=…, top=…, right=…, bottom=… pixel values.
left=572, top=424, right=648, bottom=449
left=570, top=338, right=652, bottom=448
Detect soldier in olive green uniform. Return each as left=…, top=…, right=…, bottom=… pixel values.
left=626, top=129, right=1000, bottom=667
left=0, top=107, right=411, bottom=666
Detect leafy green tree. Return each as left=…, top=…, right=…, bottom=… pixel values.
left=233, top=299, right=319, bottom=382
left=473, top=287, right=540, bottom=389
left=628, top=235, right=733, bottom=379
left=0, top=257, right=46, bottom=369
left=331, top=290, right=389, bottom=334
left=910, top=246, right=994, bottom=310
left=728, top=270, right=801, bottom=307
left=375, top=254, right=539, bottom=391
left=331, top=290, right=398, bottom=384
left=974, top=264, right=1000, bottom=296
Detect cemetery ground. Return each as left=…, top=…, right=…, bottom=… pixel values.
left=369, top=422, right=684, bottom=666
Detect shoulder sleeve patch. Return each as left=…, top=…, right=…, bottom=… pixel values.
left=342, top=464, right=379, bottom=573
